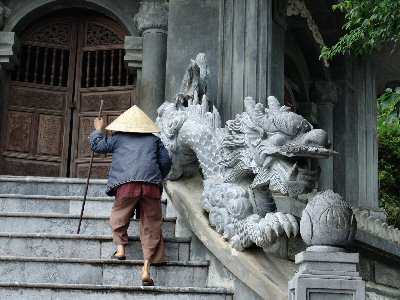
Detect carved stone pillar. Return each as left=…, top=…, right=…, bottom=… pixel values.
left=310, top=81, right=338, bottom=190
left=0, top=32, right=20, bottom=70
left=134, top=2, right=168, bottom=120
left=124, top=36, right=143, bottom=105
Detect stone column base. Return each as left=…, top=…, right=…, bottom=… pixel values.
left=288, top=246, right=365, bottom=300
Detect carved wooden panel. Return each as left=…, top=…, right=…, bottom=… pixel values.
left=86, top=23, right=124, bottom=46
left=76, top=163, right=110, bottom=179
left=78, top=117, right=94, bottom=158
left=1, top=158, right=59, bottom=176
left=5, top=111, right=34, bottom=153
left=24, top=22, right=72, bottom=46
left=9, top=86, right=66, bottom=112
left=81, top=91, right=131, bottom=112
left=37, top=115, right=64, bottom=156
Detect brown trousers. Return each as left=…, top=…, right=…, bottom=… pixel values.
left=110, top=184, right=165, bottom=263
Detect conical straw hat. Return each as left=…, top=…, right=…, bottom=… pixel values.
left=105, top=105, right=160, bottom=133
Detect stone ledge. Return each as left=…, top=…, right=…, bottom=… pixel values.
left=366, top=281, right=400, bottom=299
left=0, top=193, right=114, bottom=201
left=0, top=212, right=176, bottom=221
left=164, top=175, right=296, bottom=300
left=0, top=255, right=208, bottom=266
left=0, top=232, right=189, bottom=243
left=0, top=175, right=107, bottom=184
left=0, top=282, right=234, bottom=295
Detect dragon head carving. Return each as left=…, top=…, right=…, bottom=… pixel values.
left=221, top=96, right=336, bottom=196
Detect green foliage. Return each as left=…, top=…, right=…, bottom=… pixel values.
left=377, top=98, right=400, bottom=228
left=379, top=87, right=400, bottom=124
left=321, top=0, right=400, bottom=60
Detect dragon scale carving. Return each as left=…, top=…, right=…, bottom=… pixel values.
left=157, top=54, right=335, bottom=252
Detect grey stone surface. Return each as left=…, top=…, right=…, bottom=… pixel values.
left=357, top=256, right=373, bottom=282
left=165, top=0, right=219, bottom=109
left=189, top=231, right=263, bottom=300
left=0, top=172, right=232, bottom=298
left=289, top=249, right=365, bottom=300
left=0, top=283, right=233, bottom=300
left=0, top=233, right=190, bottom=261
left=366, top=282, right=400, bottom=300
left=124, top=36, right=143, bottom=71
left=374, top=262, right=400, bottom=290
left=0, top=194, right=167, bottom=216
left=310, top=80, right=338, bottom=191
left=0, top=257, right=208, bottom=287
left=332, top=58, right=379, bottom=210
left=0, top=31, right=19, bottom=69
left=0, top=176, right=108, bottom=197
left=0, top=213, right=176, bottom=236
left=218, top=0, right=285, bottom=122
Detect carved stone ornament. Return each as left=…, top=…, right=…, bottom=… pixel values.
left=354, top=207, right=400, bottom=245
left=287, top=0, right=329, bottom=67
left=0, top=1, right=11, bottom=29
left=134, top=2, right=169, bottom=35
left=300, top=190, right=357, bottom=246
left=157, top=54, right=336, bottom=252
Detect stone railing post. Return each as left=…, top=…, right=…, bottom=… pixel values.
left=310, top=81, right=338, bottom=190
left=134, top=2, right=168, bottom=120
left=289, top=190, right=365, bottom=299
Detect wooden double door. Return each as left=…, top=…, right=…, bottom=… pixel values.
left=0, top=11, right=136, bottom=178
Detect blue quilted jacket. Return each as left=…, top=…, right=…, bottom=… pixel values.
left=89, top=130, right=172, bottom=196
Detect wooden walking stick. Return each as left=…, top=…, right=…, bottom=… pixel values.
left=77, top=100, right=104, bottom=234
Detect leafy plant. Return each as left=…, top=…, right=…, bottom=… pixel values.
left=379, top=88, right=400, bottom=124
left=321, top=0, right=400, bottom=60
left=377, top=98, right=400, bottom=228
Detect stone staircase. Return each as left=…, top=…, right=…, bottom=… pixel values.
left=0, top=176, right=234, bottom=299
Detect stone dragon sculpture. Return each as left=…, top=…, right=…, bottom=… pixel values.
left=157, top=54, right=335, bottom=252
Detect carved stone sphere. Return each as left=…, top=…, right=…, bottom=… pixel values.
left=300, top=190, right=357, bottom=246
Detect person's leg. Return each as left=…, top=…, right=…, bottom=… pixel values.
left=140, top=196, right=165, bottom=284
left=110, top=195, right=139, bottom=257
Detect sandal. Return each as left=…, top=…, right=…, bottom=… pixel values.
left=141, top=278, right=154, bottom=286
left=111, top=251, right=126, bottom=261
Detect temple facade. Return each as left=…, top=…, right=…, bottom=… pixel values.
left=0, top=1, right=399, bottom=299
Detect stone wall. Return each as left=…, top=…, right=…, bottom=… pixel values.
left=333, top=56, right=379, bottom=209
left=165, top=0, right=220, bottom=107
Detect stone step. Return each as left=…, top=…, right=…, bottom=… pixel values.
left=0, top=212, right=176, bottom=236
left=0, top=257, right=209, bottom=288
left=0, top=233, right=190, bottom=261
left=0, top=194, right=167, bottom=217
left=0, top=175, right=107, bottom=197
left=0, top=283, right=234, bottom=300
